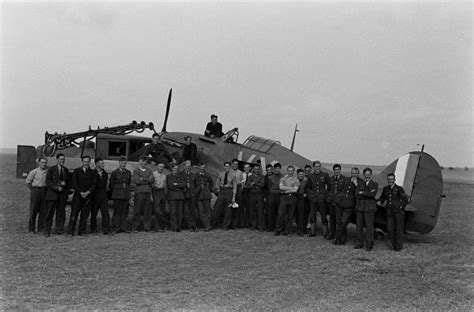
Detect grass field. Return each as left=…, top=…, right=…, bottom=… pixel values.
left=1, top=153, right=473, bottom=311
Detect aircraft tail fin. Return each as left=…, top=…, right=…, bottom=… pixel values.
left=378, top=151, right=443, bottom=234
left=16, top=145, right=38, bottom=179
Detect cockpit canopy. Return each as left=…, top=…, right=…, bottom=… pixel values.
left=242, top=135, right=281, bottom=153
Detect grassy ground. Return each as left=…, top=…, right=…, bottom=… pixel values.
left=1, top=153, right=473, bottom=311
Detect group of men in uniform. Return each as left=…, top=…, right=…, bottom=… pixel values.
left=26, top=129, right=409, bottom=252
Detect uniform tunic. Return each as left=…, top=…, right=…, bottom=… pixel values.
left=109, top=168, right=132, bottom=232
left=355, top=179, right=379, bottom=249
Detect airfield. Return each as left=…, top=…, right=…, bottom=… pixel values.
left=0, top=152, right=472, bottom=311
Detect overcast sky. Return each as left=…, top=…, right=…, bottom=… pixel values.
left=1, top=1, right=472, bottom=167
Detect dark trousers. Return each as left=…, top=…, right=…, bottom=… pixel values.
left=309, top=198, right=328, bottom=233
left=295, top=194, right=307, bottom=233
left=133, top=192, right=152, bottom=231
left=267, top=193, right=280, bottom=231
left=327, top=203, right=337, bottom=238
left=169, top=200, right=183, bottom=231
left=387, top=207, right=405, bottom=250
left=335, top=206, right=354, bottom=243
left=238, top=188, right=250, bottom=228
left=29, top=188, right=46, bottom=232
left=183, top=197, right=197, bottom=229
left=69, top=194, right=92, bottom=235
left=356, top=211, right=375, bottom=248
left=152, top=189, right=167, bottom=230
left=44, top=193, right=68, bottom=234
left=90, top=191, right=110, bottom=233
left=212, top=189, right=234, bottom=229
left=112, top=199, right=129, bottom=232
left=275, top=194, right=297, bottom=233
left=248, top=193, right=264, bottom=230
left=196, top=199, right=211, bottom=228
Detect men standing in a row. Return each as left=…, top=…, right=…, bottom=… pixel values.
left=306, top=161, right=329, bottom=237
left=267, top=163, right=282, bottom=232
left=326, top=164, right=345, bottom=240
left=182, top=160, right=198, bottom=231
left=246, top=164, right=265, bottom=231
left=25, top=157, right=48, bottom=233
left=212, top=161, right=237, bottom=230
left=110, top=157, right=132, bottom=233
left=132, top=155, right=155, bottom=232
left=275, top=165, right=300, bottom=236
left=204, top=114, right=224, bottom=138
left=69, top=155, right=96, bottom=236
left=334, top=167, right=361, bottom=245
left=44, top=153, right=70, bottom=236
left=167, top=163, right=186, bottom=232
left=377, top=173, right=408, bottom=251
left=355, top=168, right=378, bottom=251
left=151, top=163, right=167, bottom=232
left=196, top=163, right=213, bottom=232
left=90, top=158, right=110, bottom=234
left=145, top=133, right=174, bottom=168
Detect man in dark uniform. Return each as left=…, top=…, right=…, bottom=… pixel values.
left=204, top=114, right=224, bottom=138
left=180, top=136, right=198, bottom=165
left=44, top=153, right=71, bottom=236
left=263, top=164, right=273, bottom=230
left=196, top=163, right=213, bottom=231
left=355, top=168, right=379, bottom=251
left=267, top=163, right=282, bottom=232
left=306, top=160, right=330, bottom=237
left=246, top=164, right=265, bottom=231
left=166, top=163, right=186, bottom=232
left=377, top=173, right=408, bottom=251
left=25, top=157, right=48, bottom=233
left=181, top=160, right=198, bottom=231
left=109, top=157, right=132, bottom=233
left=131, top=155, right=155, bottom=232
left=90, top=157, right=110, bottom=234
left=334, top=167, right=362, bottom=245
left=212, top=161, right=237, bottom=230
left=144, top=133, right=174, bottom=168
left=69, top=155, right=96, bottom=236
left=295, top=169, right=308, bottom=236
left=326, top=164, right=346, bottom=240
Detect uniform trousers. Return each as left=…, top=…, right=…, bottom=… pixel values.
left=133, top=192, right=152, bottom=231
left=112, top=199, right=129, bottom=232
left=267, top=193, right=280, bottom=231
left=238, top=188, right=250, bottom=228
left=356, top=211, right=375, bottom=248
left=196, top=199, right=211, bottom=229
left=212, top=189, right=235, bottom=229
left=309, top=198, right=328, bottom=233
left=335, top=205, right=353, bottom=243
left=152, top=188, right=167, bottom=230
left=29, top=187, right=47, bottom=233
left=90, top=191, right=110, bottom=233
left=168, top=200, right=183, bottom=231
left=386, top=207, right=405, bottom=250
left=327, top=203, right=337, bottom=238
left=248, top=193, right=264, bottom=230
left=295, top=194, right=307, bottom=233
left=275, top=193, right=297, bottom=233
left=69, top=194, right=92, bottom=235
left=183, top=197, right=197, bottom=229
